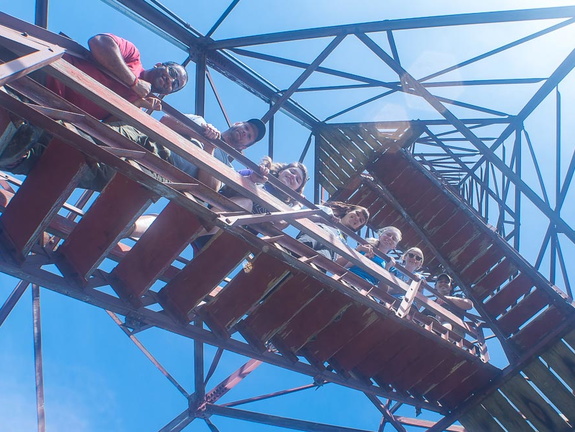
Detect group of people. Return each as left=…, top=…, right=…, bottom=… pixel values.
left=0, top=31, right=473, bottom=329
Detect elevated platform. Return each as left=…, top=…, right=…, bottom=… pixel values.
left=2, top=11, right=575, bottom=431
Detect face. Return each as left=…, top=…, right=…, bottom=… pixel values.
left=378, top=229, right=400, bottom=252
left=405, top=250, right=423, bottom=269
left=148, top=63, right=187, bottom=94
left=340, top=210, right=367, bottom=231
left=436, top=278, right=452, bottom=296
left=278, top=166, right=304, bottom=191
left=222, top=122, right=258, bottom=150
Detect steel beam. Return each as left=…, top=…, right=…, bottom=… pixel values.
left=210, top=6, right=575, bottom=49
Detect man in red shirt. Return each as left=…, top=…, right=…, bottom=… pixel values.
left=0, top=33, right=188, bottom=168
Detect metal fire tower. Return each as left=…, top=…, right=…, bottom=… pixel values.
left=1, top=2, right=575, bottom=431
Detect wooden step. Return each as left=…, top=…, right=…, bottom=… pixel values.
left=472, top=258, right=518, bottom=301
left=200, top=252, right=292, bottom=337
left=301, top=303, right=379, bottom=366
left=110, top=201, right=204, bottom=306
left=57, top=173, right=156, bottom=282
left=0, top=139, right=86, bottom=261
left=477, top=390, right=537, bottom=432
left=330, top=319, right=388, bottom=372
left=237, top=274, right=322, bottom=351
left=483, top=273, right=534, bottom=318
left=511, top=306, right=567, bottom=351
left=158, top=231, right=250, bottom=323
left=497, top=288, right=552, bottom=337
left=272, top=289, right=352, bottom=354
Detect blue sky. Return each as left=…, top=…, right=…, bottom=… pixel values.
left=2, top=1, right=575, bottom=431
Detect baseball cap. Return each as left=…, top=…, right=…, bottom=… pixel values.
left=247, top=118, right=266, bottom=143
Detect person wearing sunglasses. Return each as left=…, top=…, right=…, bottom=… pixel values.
left=0, top=33, right=188, bottom=178
left=386, top=247, right=425, bottom=297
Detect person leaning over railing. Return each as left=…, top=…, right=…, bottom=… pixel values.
left=423, top=273, right=474, bottom=331
left=127, top=156, right=308, bottom=244
left=295, top=201, right=370, bottom=261
left=386, top=246, right=426, bottom=296
left=341, top=226, right=403, bottom=296
left=0, top=33, right=188, bottom=183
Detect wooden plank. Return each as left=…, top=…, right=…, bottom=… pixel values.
left=200, top=253, right=291, bottom=337
left=392, top=343, right=450, bottom=393
left=410, top=357, right=467, bottom=398
left=442, top=228, right=490, bottom=268
left=439, top=365, right=499, bottom=409
left=110, top=202, right=203, bottom=306
left=237, top=274, right=322, bottom=348
left=330, top=319, right=388, bottom=372
left=500, top=374, right=572, bottom=432
left=497, top=289, right=551, bottom=336
left=0, top=139, right=86, bottom=260
left=483, top=273, right=534, bottom=318
left=472, top=258, right=518, bottom=301
left=410, top=192, right=451, bottom=226
left=369, top=152, right=410, bottom=184
left=376, top=335, right=442, bottom=392
left=158, top=231, right=250, bottom=323
left=272, top=289, right=352, bottom=353
left=459, top=243, right=505, bottom=285
left=426, top=210, right=471, bottom=245
left=354, top=320, right=411, bottom=378
left=481, top=390, right=537, bottom=432
left=301, top=303, right=380, bottom=364
left=511, top=306, right=567, bottom=351
left=540, top=340, right=575, bottom=393
left=58, top=173, right=155, bottom=281
left=424, top=360, right=478, bottom=402
left=524, top=358, right=575, bottom=425
left=419, top=199, right=457, bottom=235
left=460, top=404, right=506, bottom=432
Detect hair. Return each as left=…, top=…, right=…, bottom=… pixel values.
left=378, top=226, right=403, bottom=242
left=402, top=246, right=424, bottom=265
left=262, top=156, right=308, bottom=204
left=324, top=201, right=370, bottom=231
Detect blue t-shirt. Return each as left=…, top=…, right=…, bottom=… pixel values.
left=349, top=252, right=386, bottom=285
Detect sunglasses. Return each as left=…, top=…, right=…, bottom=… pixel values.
left=407, top=252, right=422, bottom=261
left=166, top=65, right=181, bottom=92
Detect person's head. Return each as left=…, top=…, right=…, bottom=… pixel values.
left=435, top=273, right=453, bottom=296
left=144, top=62, right=188, bottom=94
left=326, top=201, right=369, bottom=231
left=377, top=226, right=402, bottom=253
left=262, top=157, right=308, bottom=204
left=402, top=247, right=423, bottom=269
left=221, top=119, right=266, bottom=151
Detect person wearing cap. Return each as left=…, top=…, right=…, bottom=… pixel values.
left=157, top=114, right=266, bottom=192
left=424, top=273, right=473, bottom=330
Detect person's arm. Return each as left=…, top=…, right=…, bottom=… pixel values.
left=88, top=34, right=151, bottom=98
left=445, top=295, right=473, bottom=310
left=160, top=114, right=221, bottom=140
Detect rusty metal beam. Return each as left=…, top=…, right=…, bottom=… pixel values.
left=0, top=280, right=29, bottom=326
left=210, top=6, right=575, bottom=49
left=261, top=34, right=345, bottom=123
left=205, top=404, right=374, bottom=432
left=32, top=284, right=46, bottom=432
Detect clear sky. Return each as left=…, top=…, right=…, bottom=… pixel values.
left=2, top=1, right=575, bottom=431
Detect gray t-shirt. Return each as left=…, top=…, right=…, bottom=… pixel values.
left=169, top=114, right=232, bottom=177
